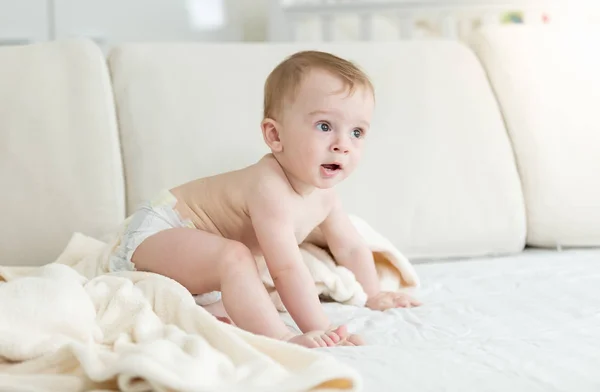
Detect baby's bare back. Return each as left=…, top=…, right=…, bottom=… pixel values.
left=170, top=154, right=332, bottom=256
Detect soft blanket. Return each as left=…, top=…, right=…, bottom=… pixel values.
left=0, top=234, right=359, bottom=392
left=0, top=214, right=419, bottom=391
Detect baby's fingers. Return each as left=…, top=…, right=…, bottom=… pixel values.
left=314, top=336, right=328, bottom=348
left=410, top=296, right=422, bottom=307
left=347, top=334, right=366, bottom=346
left=326, top=325, right=348, bottom=342
left=332, top=325, right=348, bottom=339
left=321, top=333, right=335, bottom=346
left=325, top=330, right=340, bottom=344
left=393, top=295, right=411, bottom=308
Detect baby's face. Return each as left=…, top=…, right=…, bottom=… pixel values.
left=279, top=69, right=374, bottom=190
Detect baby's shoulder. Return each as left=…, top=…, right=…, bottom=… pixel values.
left=244, top=156, right=296, bottom=206
left=252, top=159, right=292, bottom=194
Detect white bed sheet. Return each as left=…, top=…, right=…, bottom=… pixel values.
left=287, top=249, right=600, bottom=391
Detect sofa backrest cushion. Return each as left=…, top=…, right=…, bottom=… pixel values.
left=470, top=26, right=600, bottom=247
left=0, top=39, right=125, bottom=266
left=108, top=41, right=525, bottom=259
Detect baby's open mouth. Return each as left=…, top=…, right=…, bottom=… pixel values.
left=321, top=163, right=341, bottom=171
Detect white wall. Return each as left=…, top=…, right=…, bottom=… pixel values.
left=185, top=0, right=271, bottom=42
left=240, top=0, right=269, bottom=41
left=2, top=0, right=599, bottom=46
left=0, top=0, right=49, bottom=45
left=0, top=0, right=270, bottom=46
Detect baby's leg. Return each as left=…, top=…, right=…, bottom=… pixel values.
left=131, top=228, right=346, bottom=346
left=202, top=300, right=233, bottom=324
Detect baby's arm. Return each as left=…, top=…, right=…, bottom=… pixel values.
left=319, top=196, right=380, bottom=297
left=248, top=181, right=332, bottom=333
left=319, top=195, right=421, bottom=309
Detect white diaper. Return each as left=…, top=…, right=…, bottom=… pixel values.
left=109, top=189, right=222, bottom=306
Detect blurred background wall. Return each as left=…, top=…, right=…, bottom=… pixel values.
left=0, top=0, right=598, bottom=50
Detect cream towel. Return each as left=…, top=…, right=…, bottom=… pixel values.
left=0, top=233, right=360, bottom=392
left=259, top=215, right=420, bottom=312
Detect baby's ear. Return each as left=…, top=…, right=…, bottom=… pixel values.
left=261, top=118, right=283, bottom=152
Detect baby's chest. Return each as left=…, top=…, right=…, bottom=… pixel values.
left=291, top=204, right=329, bottom=244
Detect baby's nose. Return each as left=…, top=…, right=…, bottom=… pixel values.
left=331, top=141, right=350, bottom=154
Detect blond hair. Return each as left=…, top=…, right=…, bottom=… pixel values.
left=263, top=50, right=374, bottom=120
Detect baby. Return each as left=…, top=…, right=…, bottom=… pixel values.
left=109, top=50, right=420, bottom=348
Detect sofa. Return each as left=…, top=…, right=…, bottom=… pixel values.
left=1, top=25, right=599, bottom=391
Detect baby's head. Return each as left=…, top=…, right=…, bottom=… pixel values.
left=261, top=50, right=374, bottom=193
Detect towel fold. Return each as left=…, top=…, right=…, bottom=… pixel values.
left=0, top=233, right=360, bottom=392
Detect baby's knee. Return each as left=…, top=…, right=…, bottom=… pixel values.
left=219, top=241, right=255, bottom=273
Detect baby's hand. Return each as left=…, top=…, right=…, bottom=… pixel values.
left=337, top=333, right=366, bottom=346
left=366, top=291, right=421, bottom=311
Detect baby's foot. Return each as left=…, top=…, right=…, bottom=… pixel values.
left=286, top=326, right=349, bottom=349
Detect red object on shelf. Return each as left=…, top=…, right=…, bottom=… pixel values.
left=542, top=13, right=550, bottom=23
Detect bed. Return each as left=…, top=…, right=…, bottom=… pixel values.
left=281, top=248, right=600, bottom=391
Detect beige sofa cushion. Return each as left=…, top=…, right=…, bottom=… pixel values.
left=0, top=39, right=125, bottom=266
left=470, top=26, right=600, bottom=247
left=108, top=41, right=525, bottom=259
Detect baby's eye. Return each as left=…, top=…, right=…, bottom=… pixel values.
left=317, top=122, right=330, bottom=132
left=352, top=129, right=363, bottom=138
